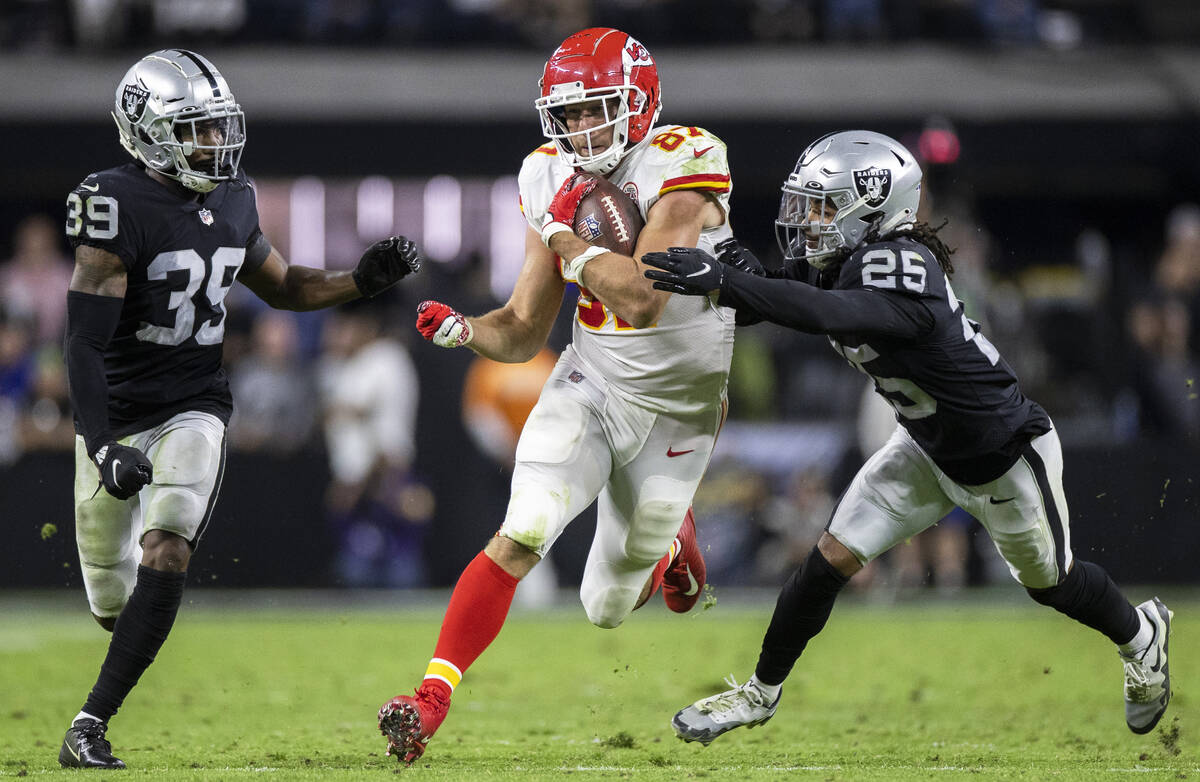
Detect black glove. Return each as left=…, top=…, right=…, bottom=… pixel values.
left=715, top=238, right=765, bottom=276
left=642, top=247, right=724, bottom=296
left=92, top=442, right=153, bottom=500
left=353, top=236, right=422, bottom=298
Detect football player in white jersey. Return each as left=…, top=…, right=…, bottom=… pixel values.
left=379, top=27, right=736, bottom=764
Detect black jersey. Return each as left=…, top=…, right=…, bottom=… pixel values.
left=66, top=163, right=270, bottom=438
left=719, top=236, right=1051, bottom=484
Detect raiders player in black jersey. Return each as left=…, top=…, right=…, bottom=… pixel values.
left=58, top=50, right=420, bottom=769
left=644, top=131, right=1172, bottom=744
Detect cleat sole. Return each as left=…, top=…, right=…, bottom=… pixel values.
left=379, top=702, right=427, bottom=765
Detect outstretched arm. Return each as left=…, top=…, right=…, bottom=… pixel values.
left=416, top=226, right=565, bottom=364
left=643, top=246, right=930, bottom=339
left=720, top=271, right=929, bottom=338
left=240, top=236, right=420, bottom=311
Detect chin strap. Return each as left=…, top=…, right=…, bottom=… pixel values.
left=877, top=207, right=916, bottom=235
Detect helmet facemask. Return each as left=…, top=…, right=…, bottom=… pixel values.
left=775, top=186, right=864, bottom=269
left=536, top=82, right=646, bottom=176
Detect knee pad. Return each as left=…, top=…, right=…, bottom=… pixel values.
left=500, top=481, right=571, bottom=556
left=625, top=497, right=686, bottom=565
left=580, top=582, right=639, bottom=629
left=143, top=485, right=209, bottom=539
left=81, top=560, right=137, bottom=618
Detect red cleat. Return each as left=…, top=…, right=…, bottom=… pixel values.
left=662, top=507, right=706, bottom=613
left=378, top=685, right=450, bottom=765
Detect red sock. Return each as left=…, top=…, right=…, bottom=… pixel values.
left=421, top=550, right=519, bottom=700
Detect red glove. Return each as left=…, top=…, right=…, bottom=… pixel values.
left=540, top=172, right=597, bottom=247
left=416, top=300, right=473, bottom=348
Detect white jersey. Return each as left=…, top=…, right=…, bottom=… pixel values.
left=517, top=125, right=736, bottom=415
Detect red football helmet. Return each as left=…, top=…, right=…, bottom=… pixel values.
left=536, top=28, right=661, bottom=176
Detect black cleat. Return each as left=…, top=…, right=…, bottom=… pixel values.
left=59, top=719, right=126, bottom=769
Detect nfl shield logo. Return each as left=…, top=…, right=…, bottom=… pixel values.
left=853, top=167, right=892, bottom=208
left=121, top=83, right=150, bottom=123
left=578, top=214, right=603, bottom=242
left=198, top=208, right=214, bottom=226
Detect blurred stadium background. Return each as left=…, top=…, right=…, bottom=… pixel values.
left=1, top=0, right=1198, bottom=603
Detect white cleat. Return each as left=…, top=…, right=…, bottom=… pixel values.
left=1122, top=597, right=1173, bottom=735
left=671, top=675, right=781, bottom=746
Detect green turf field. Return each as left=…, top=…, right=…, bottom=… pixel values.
left=1, top=588, right=1194, bottom=780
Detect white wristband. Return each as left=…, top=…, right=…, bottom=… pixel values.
left=540, top=219, right=573, bottom=248
left=560, top=245, right=608, bottom=285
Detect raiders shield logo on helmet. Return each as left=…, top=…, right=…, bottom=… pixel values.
left=853, top=167, right=891, bottom=208
left=122, top=83, right=150, bottom=123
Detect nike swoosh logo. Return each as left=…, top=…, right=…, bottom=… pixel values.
left=65, top=737, right=81, bottom=762
left=80, top=183, right=100, bottom=192
left=666, top=448, right=694, bottom=458
left=682, top=564, right=699, bottom=596
left=989, top=496, right=1015, bottom=504
left=685, top=263, right=711, bottom=278
left=693, top=146, right=713, bottom=158
left=1147, top=617, right=1163, bottom=672
left=111, top=459, right=121, bottom=486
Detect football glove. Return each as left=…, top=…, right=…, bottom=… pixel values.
left=91, top=441, right=153, bottom=500
left=353, top=235, right=422, bottom=298
left=716, top=238, right=766, bottom=276
left=416, top=300, right=473, bottom=348
left=642, top=247, right=724, bottom=296
left=541, top=173, right=597, bottom=247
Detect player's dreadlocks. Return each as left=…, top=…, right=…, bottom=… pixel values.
left=882, top=218, right=956, bottom=277
left=818, top=218, right=956, bottom=281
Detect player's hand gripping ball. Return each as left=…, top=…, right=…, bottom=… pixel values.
left=353, top=235, right=422, bottom=298
left=571, top=175, right=644, bottom=257
left=540, top=173, right=598, bottom=247
left=416, top=300, right=473, bottom=348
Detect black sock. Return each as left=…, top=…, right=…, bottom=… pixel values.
left=81, top=565, right=186, bottom=722
left=755, top=546, right=850, bottom=686
left=1026, top=559, right=1139, bottom=645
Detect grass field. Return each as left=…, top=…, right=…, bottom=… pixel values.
left=1, top=588, right=1195, bottom=780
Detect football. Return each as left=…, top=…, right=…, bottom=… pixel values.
left=572, top=175, right=644, bottom=256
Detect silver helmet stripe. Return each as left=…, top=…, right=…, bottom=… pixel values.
left=173, top=49, right=221, bottom=95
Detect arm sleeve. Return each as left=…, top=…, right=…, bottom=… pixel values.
left=717, top=269, right=933, bottom=340
left=242, top=228, right=271, bottom=275
left=65, top=290, right=123, bottom=456
left=765, top=258, right=810, bottom=282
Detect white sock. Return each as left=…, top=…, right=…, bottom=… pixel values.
left=749, top=674, right=782, bottom=702
left=1118, top=609, right=1153, bottom=658
left=73, top=711, right=103, bottom=725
